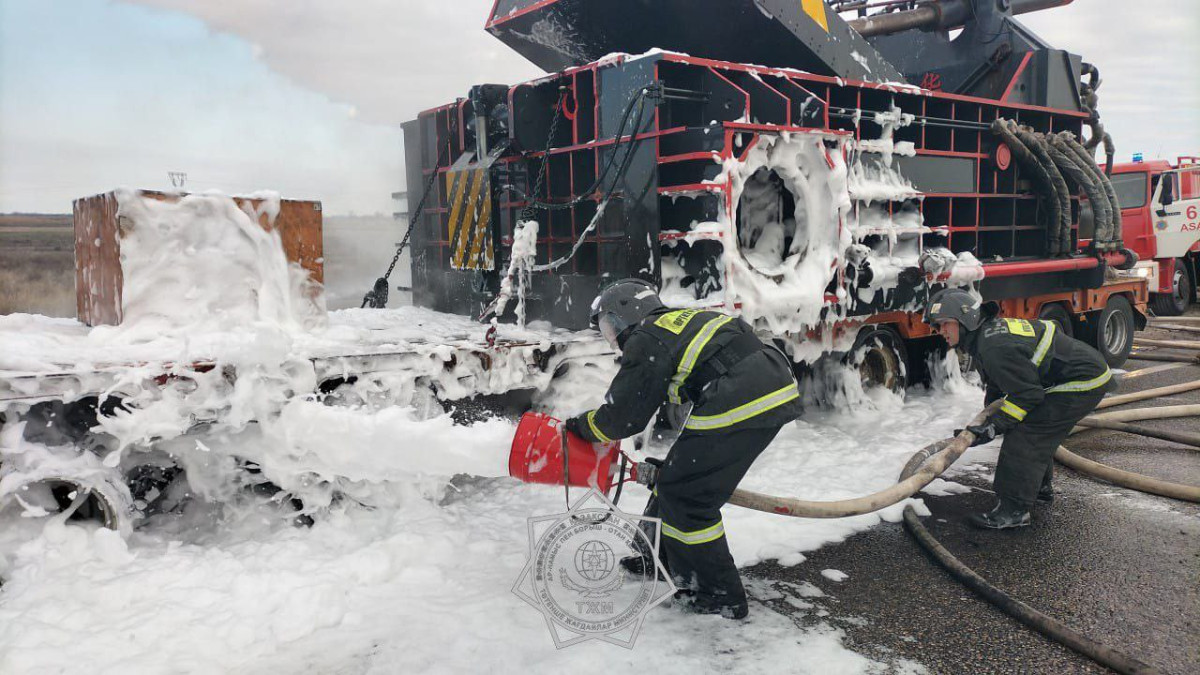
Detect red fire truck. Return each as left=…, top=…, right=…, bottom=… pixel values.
left=1105, top=157, right=1200, bottom=315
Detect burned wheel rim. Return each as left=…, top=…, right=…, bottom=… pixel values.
left=0, top=475, right=130, bottom=535
left=859, top=347, right=897, bottom=391
left=855, top=334, right=905, bottom=395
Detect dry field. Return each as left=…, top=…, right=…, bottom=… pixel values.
left=0, top=214, right=410, bottom=317
left=0, top=214, right=76, bottom=317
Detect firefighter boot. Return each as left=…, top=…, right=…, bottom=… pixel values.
left=967, top=498, right=1031, bottom=530
left=619, top=555, right=667, bottom=580
left=1036, top=466, right=1054, bottom=504
left=1036, top=485, right=1054, bottom=503
left=687, top=594, right=749, bottom=620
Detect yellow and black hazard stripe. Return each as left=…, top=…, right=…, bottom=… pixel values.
left=801, top=0, right=829, bottom=32
left=445, top=167, right=494, bottom=270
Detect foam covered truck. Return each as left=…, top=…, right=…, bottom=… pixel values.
left=402, top=0, right=1151, bottom=384
left=1, top=0, right=1153, bottom=535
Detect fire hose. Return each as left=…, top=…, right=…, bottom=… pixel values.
left=1135, top=337, right=1200, bottom=350
left=1059, top=404, right=1200, bottom=502
left=895, top=379, right=1200, bottom=675
left=727, top=402, right=997, bottom=518
left=720, top=377, right=1200, bottom=674
left=1073, top=415, right=1200, bottom=451
left=1128, top=351, right=1200, bottom=364
left=1148, top=323, right=1200, bottom=336
left=727, top=379, right=1200, bottom=518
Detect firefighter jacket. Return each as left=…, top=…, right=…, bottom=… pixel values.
left=569, top=308, right=802, bottom=440
left=963, top=317, right=1115, bottom=434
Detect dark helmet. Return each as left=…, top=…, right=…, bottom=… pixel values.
left=591, top=278, right=664, bottom=348
left=925, top=288, right=984, bottom=331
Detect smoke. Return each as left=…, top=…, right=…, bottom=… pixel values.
left=322, top=215, right=412, bottom=310
left=133, top=0, right=1199, bottom=161
left=126, top=0, right=543, bottom=126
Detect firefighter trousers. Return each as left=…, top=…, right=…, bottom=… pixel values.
left=995, top=388, right=1108, bottom=509
left=643, top=425, right=781, bottom=611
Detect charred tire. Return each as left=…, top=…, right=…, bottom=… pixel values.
left=1150, top=261, right=1193, bottom=316
left=848, top=327, right=908, bottom=396
left=1083, top=295, right=1135, bottom=368
left=1038, top=302, right=1075, bottom=339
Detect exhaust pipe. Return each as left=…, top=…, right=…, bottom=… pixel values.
left=849, top=0, right=1075, bottom=38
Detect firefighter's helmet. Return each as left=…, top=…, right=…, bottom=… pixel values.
left=925, top=288, right=984, bottom=331
left=591, top=279, right=664, bottom=348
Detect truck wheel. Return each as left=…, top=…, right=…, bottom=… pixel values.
left=848, top=327, right=907, bottom=396
left=1085, top=295, right=1135, bottom=368
left=1149, top=262, right=1193, bottom=316
left=1038, top=303, right=1075, bottom=339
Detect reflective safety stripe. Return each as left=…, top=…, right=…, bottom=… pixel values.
left=684, top=382, right=801, bottom=431
left=1003, top=318, right=1036, bottom=337
left=668, top=315, right=734, bottom=404
left=654, top=309, right=702, bottom=335
left=586, top=410, right=613, bottom=443
left=1000, top=399, right=1028, bottom=422
left=662, top=520, right=725, bottom=545
left=1047, top=368, right=1113, bottom=394
left=1032, top=320, right=1056, bottom=367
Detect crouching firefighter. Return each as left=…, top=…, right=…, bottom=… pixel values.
left=565, top=279, right=802, bottom=619
left=925, top=289, right=1117, bottom=529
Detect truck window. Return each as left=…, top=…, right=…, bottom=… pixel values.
left=1110, top=172, right=1148, bottom=209
left=1181, top=168, right=1200, bottom=200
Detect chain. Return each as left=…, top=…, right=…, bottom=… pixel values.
left=520, top=88, right=568, bottom=224
left=361, top=144, right=447, bottom=309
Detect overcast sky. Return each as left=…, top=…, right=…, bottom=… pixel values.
left=1, top=0, right=1196, bottom=215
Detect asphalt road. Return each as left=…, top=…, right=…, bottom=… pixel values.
left=747, top=314, right=1200, bottom=675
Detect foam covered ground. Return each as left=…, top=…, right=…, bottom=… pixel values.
left=0, top=190, right=997, bottom=673
left=0, top=375, right=993, bottom=674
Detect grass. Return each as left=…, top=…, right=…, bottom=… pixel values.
left=0, top=221, right=77, bottom=318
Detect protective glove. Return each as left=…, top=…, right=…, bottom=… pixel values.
left=955, top=423, right=998, bottom=447
left=635, top=457, right=664, bottom=488
left=564, top=415, right=586, bottom=440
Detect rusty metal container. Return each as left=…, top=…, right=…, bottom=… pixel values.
left=73, top=190, right=324, bottom=326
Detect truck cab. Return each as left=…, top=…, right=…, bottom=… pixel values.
left=1108, top=157, right=1200, bottom=315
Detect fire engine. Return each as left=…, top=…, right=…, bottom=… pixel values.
left=1106, top=156, right=1200, bottom=315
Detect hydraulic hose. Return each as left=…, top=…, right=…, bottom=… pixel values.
left=1046, top=136, right=1111, bottom=248
left=1059, top=132, right=1123, bottom=249
left=1079, top=63, right=1116, bottom=176
left=726, top=402, right=1002, bottom=518
left=992, top=120, right=1064, bottom=255
left=1008, top=121, right=1073, bottom=255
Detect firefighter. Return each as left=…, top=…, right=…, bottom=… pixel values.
left=565, top=279, right=802, bottom=619
left=925, top=288, right=1117, bottom=529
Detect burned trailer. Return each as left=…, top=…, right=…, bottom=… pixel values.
left=401, top=0, right=1146, bottom=379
